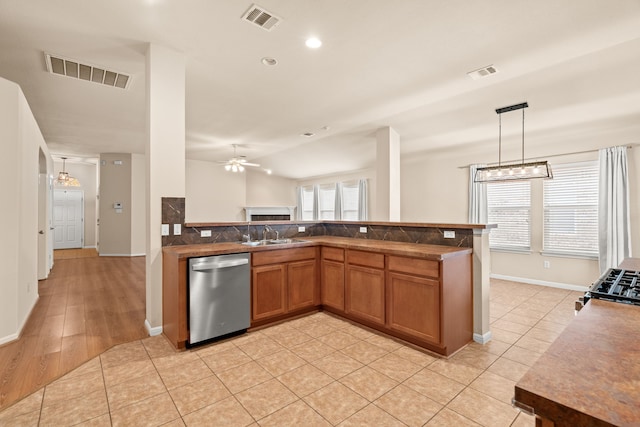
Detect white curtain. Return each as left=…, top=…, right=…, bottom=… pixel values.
left=295, top=186, right=304, bottom=220
left=334, top=182, right=343, bottom=220
left=598, top=146, right=631, bottom=272
left=358, top=179, right=368, bottom=221
left=468, top=164, right=487, bottom=223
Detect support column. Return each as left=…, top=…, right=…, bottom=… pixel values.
left=145, top=44, right=185, bottom=335
left=473, top=228, right=492, bottom=343
left=375, top=126, right=401, bottom=221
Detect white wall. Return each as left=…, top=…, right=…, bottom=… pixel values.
left=53, top=160, right=98, bottom=248
left=246, top=169, right=297, bottom=207
left=131, top=153, right=146, bottom=255
left=185, top=159, right=246, bottom=222
left=99, top=153, right=132, bottom=255
left=0, top=77, right=51, bottom=344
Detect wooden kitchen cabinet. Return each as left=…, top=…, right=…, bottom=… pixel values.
left=321, top=247, right=345, bottom=312
left=288, top=259, right=317, bottom=311
left=387, top=256, right=441, bottom=344
left=345, top=250, right=385, bottom=325
left=251, top=247, right=319, bottom=325
left=252, top=264, right=287, bottom=321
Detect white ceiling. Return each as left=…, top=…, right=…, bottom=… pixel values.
left=1, top=0, right=640, bottom=178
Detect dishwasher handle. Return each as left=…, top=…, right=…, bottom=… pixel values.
left=191, top=258, right=249, bottom=271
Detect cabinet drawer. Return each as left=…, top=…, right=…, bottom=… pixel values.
left=347, top=249, right=384, bottom=269
left=388, top=256, right=439, bottom=279
left=322, top=247, right=344, bottom=262
left=252, top=247, right=316, bottom=266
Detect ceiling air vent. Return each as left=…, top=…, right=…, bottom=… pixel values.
left=44, top=53, right=131, bottom=89
left=242, top=4, right=281, bottom=31
left=467, top=65, right=498, bottom=80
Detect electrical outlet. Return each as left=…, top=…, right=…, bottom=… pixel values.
left=161, top=224, right=169, bottom=236
left=298, top=226, right=306, bottom=232
left=359, top=227, right=367, bottom=233
left=173, top=224, right=181, bottom=235
left=444, top=230, right=455, bottom=239
left=544, top=260, right=550, bottom=269
left=201, top=230, right=212, bottom=237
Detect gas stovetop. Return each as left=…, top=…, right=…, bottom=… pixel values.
left=587, top=268, right=640, bottom=306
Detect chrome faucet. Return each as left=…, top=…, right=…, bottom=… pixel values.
left=263, top=224, right=278, bottom=240
left=242, top=224, right=252, bottom=242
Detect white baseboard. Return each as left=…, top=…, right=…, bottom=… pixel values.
left=145, top=319, right=163, bottom=337
left=83, top=245, right=97, bottom=249
left=0, top=332, right=19, bottom=346
left=0, top=295, right=39, bottom=346
left=490, top=274, right=589, bottom=292
left=473, top=331, right=492, bottom=344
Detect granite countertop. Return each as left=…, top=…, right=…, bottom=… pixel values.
left=162, top=235, right=472, bottom=261
left=514, top=262, right=640, bottom=426
left=184, top=220, right=495, bottom=229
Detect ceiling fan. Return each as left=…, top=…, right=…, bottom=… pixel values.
left=218, top=144, right=260, bottom=172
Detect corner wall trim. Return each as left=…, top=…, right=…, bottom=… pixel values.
left=145, top=319, right=163, bottom=336
left=473, top=331, right=492, bottom=344
left=490, top=274, right=589, bottom=292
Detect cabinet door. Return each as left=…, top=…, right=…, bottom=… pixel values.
left=288, top=259, right=317, bottom=311
left=252, top=264, right=287, bottom=321
left=322, top=259, right=345, bottom=311
left=345, top=264, right=385, bottom=325
left=387, top=271, right=440, bottom=344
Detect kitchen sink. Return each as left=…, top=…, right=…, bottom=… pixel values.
left=241, top=238, right=309, bottom=246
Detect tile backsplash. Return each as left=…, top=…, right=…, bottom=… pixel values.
left=161, top=197, right=473, bottom=248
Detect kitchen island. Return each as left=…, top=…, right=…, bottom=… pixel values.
left=163, top=236, right=472, bottom=356
left=513, top=258, right=640, bottom=427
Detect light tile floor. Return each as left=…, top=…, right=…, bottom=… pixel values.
left=0, top=280, right=584, bottom=426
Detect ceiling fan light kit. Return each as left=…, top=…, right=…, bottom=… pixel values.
left=220, top=144, right=259, bottom=173
left=474, top=102, right=552, bottom=183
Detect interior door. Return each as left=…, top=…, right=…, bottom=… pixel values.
left=53, top=189, right=84, bottom=249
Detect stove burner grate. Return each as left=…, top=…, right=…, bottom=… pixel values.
left=588, top=269, right=640, bottom=305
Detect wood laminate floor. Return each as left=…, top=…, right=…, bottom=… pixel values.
left=0, top=254, right=147, bottom=411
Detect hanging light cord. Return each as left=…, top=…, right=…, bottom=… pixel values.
left=521, top=108, right=525, bottom=165
left=498, top=113, right=502, bottom=167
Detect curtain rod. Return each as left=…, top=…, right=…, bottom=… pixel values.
left=457, top=144, right=638, bottom=169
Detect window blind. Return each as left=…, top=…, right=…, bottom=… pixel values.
left=341, top=182, right=359, bottom=220
left=318, top=184, right=336, bottom=220
left=487, top=180, right=531, bottom=250
left=543, top=161, right=598, bottom=257
left=300, top=185, right=314, bottom=220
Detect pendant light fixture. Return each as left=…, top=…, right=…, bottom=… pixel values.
left=474, top=102, right=552, bottom=182
left=55, top=157, right=81, bottom=187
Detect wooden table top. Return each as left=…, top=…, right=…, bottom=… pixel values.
left=514, top=259, right=640, bottom=427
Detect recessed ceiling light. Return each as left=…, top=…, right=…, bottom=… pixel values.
left=305, top=37, right=322, bottom=49
left=261, top=57, right=278, bottom=66
left=301, top=132, right=315, bottom=137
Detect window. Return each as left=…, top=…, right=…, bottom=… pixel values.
left=297, top=179, right=368, bottom=221
left=543, top=161, right=598, bottom=257
left=341, top=181, right=359, bottom=220
left=487, top=180, right=531, bottom=251
left=318, top=184, right=336, bottom=220
left=300, top=185, right=314, bottom=220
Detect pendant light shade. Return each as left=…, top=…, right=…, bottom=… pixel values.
left=55, top=157, right=81, bottom=187
left=474, top=102, right=552, bottom=183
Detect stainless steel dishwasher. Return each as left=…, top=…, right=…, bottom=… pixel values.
left=188, top=252, right=250, bottom=345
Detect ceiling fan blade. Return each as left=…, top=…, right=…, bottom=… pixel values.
left=243, top=162, right=260, bottom=167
